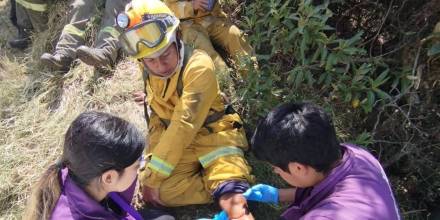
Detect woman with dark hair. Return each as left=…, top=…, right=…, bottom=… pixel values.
left=23, top=111, right=173, bottom=220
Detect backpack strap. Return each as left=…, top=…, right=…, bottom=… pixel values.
left=142, top=68, right=150, bottom=124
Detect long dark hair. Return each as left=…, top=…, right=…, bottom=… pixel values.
left=24, top=111, right=145, bottom=220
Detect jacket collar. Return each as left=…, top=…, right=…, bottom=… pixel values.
left=145, top=41, right=185, bottom=102
left=281, top=144, right=355, bottom=219
left=60, top=168, right=120, bottom=220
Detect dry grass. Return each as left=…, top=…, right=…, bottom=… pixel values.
left=0, top=60, right=147, bottom=219
left=0, top=2, right=148, bottom=219
left=0, top=58, right=147, bottom=218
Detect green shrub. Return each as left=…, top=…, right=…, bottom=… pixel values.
left=241, top=0, right=412, bottom=116
left=236, top=0, right=439, bottom=219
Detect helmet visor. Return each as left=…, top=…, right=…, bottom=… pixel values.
left=119, top=20, right=166, bottom=56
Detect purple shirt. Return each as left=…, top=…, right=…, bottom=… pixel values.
left=50, top=168, right=137, bottom=220
left=281, top=144, right=400, bottom=220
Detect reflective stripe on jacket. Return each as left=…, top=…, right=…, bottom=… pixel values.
left=16, top=0, right=47, bottom=12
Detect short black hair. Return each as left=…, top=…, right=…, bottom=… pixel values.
left=251, top=102, right=341, bottom=173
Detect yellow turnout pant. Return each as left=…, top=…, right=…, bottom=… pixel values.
left=158, top=147, right=252, bottom=207
left=180, top=16, right=254, bottom=76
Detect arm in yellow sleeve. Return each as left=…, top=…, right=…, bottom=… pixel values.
left=144, top=53, right=218, bottom=188
left=163, top=0, right=195, bottom=19
left=146, top=111, right=164, bottom=151
left=138, top=108, right=164, bottom=184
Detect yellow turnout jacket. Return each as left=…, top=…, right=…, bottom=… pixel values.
left=141, top=47, right=248, bottom=189
left=163, top=0, right=227, bottom=20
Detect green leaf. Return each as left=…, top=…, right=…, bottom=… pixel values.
left=325, top=73, right=332, bottom=86
left=320, top=47, right=328, bottom=66
left=372, top=70, right=390, bottom=88
left=374, top=88, right=391, bottom=100
left=294, top=70, right=305, bottom=88
left=289, top=14, right=300, bottom=21
left=300, top=31, right=308, bottom=64
left=305, top=70, right=315, bottom=86
left=325, top=53, right=337, bottom=70
left=428, top=43, right=440, bottom=56
left=318, top=72, right=327, bottom=84
left=346, top=31, right=364, bottom=47
left=353, top=132, right=374, bottom=146
left=343, top=47, right=362, bottom=55
left=311, top=47, right=321, bottom=62
left=313, top=1, right=329, bottom=13
left=344, top=92, right=352, bottom=102
left=323, top=25, right=334, bottom=30
left=353, top=64, right=369, bottom=83
left=367, top=90, right=375, bottom=108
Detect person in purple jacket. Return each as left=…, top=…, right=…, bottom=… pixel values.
left=243, top=102, right=401, bottom=220
left=23, top=111, right=174, bottom=220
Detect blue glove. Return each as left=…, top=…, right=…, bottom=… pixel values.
left=243, top=184, right=279, bottom=204
left=206, top=0, right=217, bottom=11
left=197, top=211, right=227, bottom=220
left=213, top=211, right=228, bottom=220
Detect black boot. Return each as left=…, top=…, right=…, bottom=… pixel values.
left=40, top=53, right=74, bottom=72
left=76, top=45, right=115, bottom=68
left=8, top=28, right=31, bottom=49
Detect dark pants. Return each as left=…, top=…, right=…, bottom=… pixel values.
left=10, top=0, right=17, bottom=27
left=15, top=0, right=48, bottom=32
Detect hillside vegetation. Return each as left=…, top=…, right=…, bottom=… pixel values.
left=0, top=0, right=439, bottom=219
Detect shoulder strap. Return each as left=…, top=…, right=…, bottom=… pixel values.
left=176, top=45, right=193, bottom=97
left=142, top=68, right=150, bottom=124
left=108, top=192, right=143, bottom=220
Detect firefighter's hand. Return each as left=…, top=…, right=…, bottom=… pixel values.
left=193, top=0, right=209, bottom=12
left=141, top=186, right=165, bottom=207
left=132, top=91, right=146, bottom=106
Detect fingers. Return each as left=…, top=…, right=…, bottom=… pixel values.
left=144, top=196, right=163, bottom=207
left=132, top=91, right=146, bottom=106
left=199, top=0, right=209, bottom=9
left=149, top=198, right=165, bottom=207
left=253, top=184, right=265, bottom=189
left=242, top=189, right=251, bottom=197
left=142, top=188, right=165, bottom=207
left=254, top=191, right=262, bottom=198
left=154, top=196, right=166, bottom=206
left=243, top=184, right=262, bottom=197
left=193, top=0, right=209, bottom=11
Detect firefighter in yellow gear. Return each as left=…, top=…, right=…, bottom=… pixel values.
left=8, top=0, right=48, bottom=49
left=40, top=0, right=129, bottom=71
left=164, top=0, right=255, bottom=76
left=118, top=0, right=254, bottom=210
